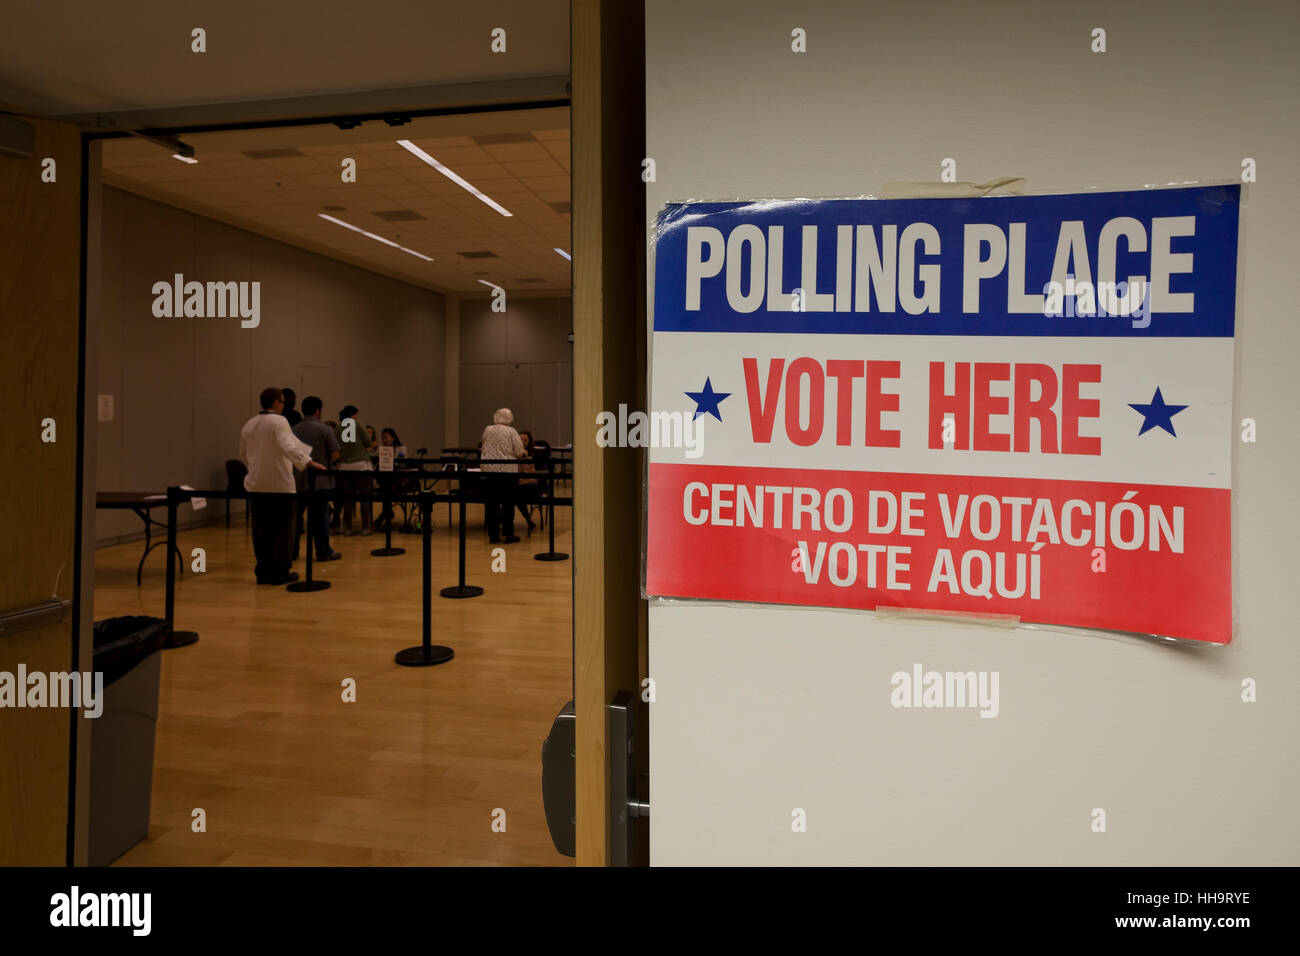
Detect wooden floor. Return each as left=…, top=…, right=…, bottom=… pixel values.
left=93, top=502, right=573, bottom=866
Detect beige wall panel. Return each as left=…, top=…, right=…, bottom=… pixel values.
left=96, top=188, right=446, bottom=542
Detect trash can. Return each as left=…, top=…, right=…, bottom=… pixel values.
left=89, top=615, right=169, bottom=866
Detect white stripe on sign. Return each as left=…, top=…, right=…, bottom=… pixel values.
left=649, top=332, right=1231, bottom=490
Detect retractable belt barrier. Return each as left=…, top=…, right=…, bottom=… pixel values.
left=158, top=461, right=572, bottom=667
left=388, top=455, right=572, bottom=538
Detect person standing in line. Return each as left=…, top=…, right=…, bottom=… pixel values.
left=480, top=408, right=525, bottom=544
left=324, top=416, right=341, bottom=529
left=335, top=404, right=376, bottom=535
left=240, top=386, right=325, bottom=585
left=292, top=395, right=342, bottom=562
left=281, top=387, right=303, bottom=427
left=282, top=385, right=306, bottom=545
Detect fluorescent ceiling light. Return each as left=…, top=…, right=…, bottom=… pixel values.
left=317, top=213, right=433, bottom=261
left=477, top=279, right=503, bottom=290
left=396, top=139, right=514, bottom=218
left=554, top=248, right=571, bottom=261
left=172, top=154, right=198, bottom=164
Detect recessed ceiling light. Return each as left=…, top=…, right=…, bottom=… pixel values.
left=172, top=154, right=198, bottom=164
left=554, top=248, right=571, bottom=261
left=396, top=139, right=513, bottom=218
left=317, top=213, right=432, bottom=261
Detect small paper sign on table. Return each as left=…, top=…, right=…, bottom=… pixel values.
left=180, top=484, right=206, bottom=510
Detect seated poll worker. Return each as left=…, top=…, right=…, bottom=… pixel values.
left=239, top=386, right=326, bottom=585
left=514, top=430, right=540, bottom=533
left=375, top=428, right=408, bottom=532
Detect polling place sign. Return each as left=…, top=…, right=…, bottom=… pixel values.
left=645, top=185, right=1239, bottom=644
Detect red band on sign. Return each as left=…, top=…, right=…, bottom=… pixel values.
left=647, top=462, right=1231, bottom=644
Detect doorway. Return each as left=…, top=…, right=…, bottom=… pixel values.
left=84, top=104, right=576, bottom=866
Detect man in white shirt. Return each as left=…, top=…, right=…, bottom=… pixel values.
left=240, top=386, right=324, bottom=585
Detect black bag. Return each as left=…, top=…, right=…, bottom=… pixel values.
left=92, top=616, right=169, bottom=687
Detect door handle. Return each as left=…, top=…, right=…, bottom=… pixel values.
left=610, top=689, right=648, bottom=865
left=0, top=598, right=71, bottom=638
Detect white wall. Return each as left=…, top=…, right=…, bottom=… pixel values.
left=646, top=0, right=1299, bottom=864
left=96, top=187, right=446, bottom=541
left=459, top=295, right=573, bottom=448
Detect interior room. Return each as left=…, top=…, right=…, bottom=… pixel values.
left=89, top=109, right=575, bottom=865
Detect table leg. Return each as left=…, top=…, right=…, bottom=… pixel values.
left=135, top=507, right=150, bottom=586
left=134, top=505, right=186, bottom=584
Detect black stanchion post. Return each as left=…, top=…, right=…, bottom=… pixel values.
left=535, top=460, right=569, bottom=562
left=163, top=486, right=200, bottom=648
left=442, top=475, right=485, bottom=598
left=288, top=469, right=330, bottom=592
left=371, top=474, right=405, bottom=556
left=395, top=489, right=454, bottom=666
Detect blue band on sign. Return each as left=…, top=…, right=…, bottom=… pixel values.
left=652, top=185, right=1239, bottom=338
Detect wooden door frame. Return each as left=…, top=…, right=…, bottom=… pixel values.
left=0, top=115, right=88, bottom=866
left=570, top=0, right=648, bottom=866
left=71, top=131, right=101, bottom=865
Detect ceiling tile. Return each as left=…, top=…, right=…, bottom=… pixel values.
left=410, top=144, right=494, bottom=166
left=523, top=175, right=570, bottom=193
left=450, top=162, right=515, bottom=182
left=504, top=159, right=566, bottom=178
left=482, top=141, right=550, bottom=163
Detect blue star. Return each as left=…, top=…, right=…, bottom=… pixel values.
left=685, top=377, right=731, bottom=422
left=1128, top=387, right=1189, bottom=437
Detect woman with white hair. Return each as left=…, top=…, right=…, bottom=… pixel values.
left=480, top=407, right=526, bottom=543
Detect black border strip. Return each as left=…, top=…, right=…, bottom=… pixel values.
left=67, top=130, right=90, bottom=866
left=136, top=97, right=571, bottom=138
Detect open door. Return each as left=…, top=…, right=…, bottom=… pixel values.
left=0, top=115, right=88, bottom=865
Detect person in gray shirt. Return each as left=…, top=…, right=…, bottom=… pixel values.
left=293, top=395, right=342, bottom=561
